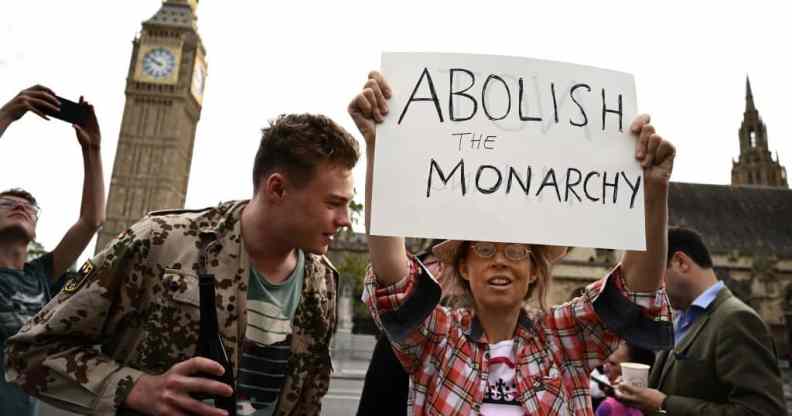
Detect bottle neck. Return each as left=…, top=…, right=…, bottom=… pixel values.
left=198, top=274, right=219, bottom=335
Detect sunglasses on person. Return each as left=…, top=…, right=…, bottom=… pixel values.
left=0, top=197, right=41, bottom=220
left=470, top=242, right=532, bottom=262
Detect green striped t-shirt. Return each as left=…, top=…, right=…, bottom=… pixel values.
left=236, top=250, right=304, bottom=416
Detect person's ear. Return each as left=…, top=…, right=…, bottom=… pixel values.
left=674, top=251, right=691, bottom=273
left=668, top=251, right=679, bottom=269
left=260, top=173, right=287, bottom=203
left=680, top=255, right=690, bottom=273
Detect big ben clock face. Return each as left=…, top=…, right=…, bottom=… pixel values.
left=143, top=48, right=177, bottom=79
left=134, top=43, right=182, bottom=85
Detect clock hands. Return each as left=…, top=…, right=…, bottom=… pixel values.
left=142, top=48, right=176, bottom=79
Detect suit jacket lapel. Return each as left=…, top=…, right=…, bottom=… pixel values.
left=675, top=311, right=711, bottom=354
left=650, top=349, right=670, bottom=388
left=654, top=314, right=710, bottom=390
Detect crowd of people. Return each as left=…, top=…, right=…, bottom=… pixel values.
left=0, top=70, right=787, bottom=416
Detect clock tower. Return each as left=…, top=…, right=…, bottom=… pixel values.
left=96, top=0, right=208, bottom=252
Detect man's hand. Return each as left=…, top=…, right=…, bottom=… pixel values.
left=348, top=71, right=392, bottom=147
left=74, top=96, right=101, bottom=150
left=0, top=85, right=60, bottom=123
left=616, top=381, right=667, bottom=414
left=124, top=357, right=233, bottom=416
left=630, top=114, right=676, bottom=192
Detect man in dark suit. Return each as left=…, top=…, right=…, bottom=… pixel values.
left=616, top=227, right=787, bottom=416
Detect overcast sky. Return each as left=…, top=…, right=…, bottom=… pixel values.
left=2, top=0, right=790, bottom=262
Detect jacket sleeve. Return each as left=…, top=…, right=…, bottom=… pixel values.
left=287, top=266, right=337, bottom=416
left=540, top=264, right=674, bottom=373
left=662, top=308, right=788, bottom=416
left=288, top=356, right=332, bottom=416
left=4, top=219, right=153, bottom=415
left=362, top=256, right=449, bottom=375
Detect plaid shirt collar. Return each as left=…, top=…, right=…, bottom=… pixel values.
left=462, top=308, right=535, bottom=344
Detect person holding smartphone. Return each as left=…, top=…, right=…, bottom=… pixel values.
left=0, top=85, right=105, bottom=416
left=595, top=341, right=654, bottom=416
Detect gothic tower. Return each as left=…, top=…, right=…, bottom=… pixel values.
left=731, top=77, right=787, bottom=188
left=96, top=0, right=208, bottom=252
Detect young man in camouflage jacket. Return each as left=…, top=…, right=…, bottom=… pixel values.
left=5, top=114, right=360, bottom=416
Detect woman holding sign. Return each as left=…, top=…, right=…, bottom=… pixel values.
left=349, top=71, right=676, bottom=415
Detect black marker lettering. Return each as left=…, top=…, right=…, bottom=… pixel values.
left=484, top=135, right=496, bottom=150
left=601, top=88, right=623, bottom=132
left=551, top=82, right=559, bottom=123
left=602, top=171, right=619, bottom=204
left=518, top=77, right=542, bottom=122
left=475, top=165, right=503, bottom=194
left=621, top=172, right=641, bottom=209
left=570, top=83, right=591, bottom=127
left=536, top=169, right=562, bottom=202
left=565, top=168, right=583, bottom=202
left=449, top=68, right=477, bottom=122
left=470, top=134, right=482, bottom=149
left=452, top=132, right=470, bottom=151
left=399, top=67, right=443, bottom=124
left=584, top=171, right=600, bottom=202
left=427, top=158, right=466, bottom=197
left=506, top=166, right=531, bottom=194
left=481, top=75, right=511, bottom=121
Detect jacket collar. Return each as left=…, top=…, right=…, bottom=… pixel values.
left=197, top=200, right=247, bottom=239
left=464, top=307, right=534, bottom=344
left=674, top=286, right=733, bottom=354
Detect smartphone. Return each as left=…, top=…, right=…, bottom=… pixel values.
left=591, top=372, right=615, bottom=396
left=44, top=96, right=89, bottom=126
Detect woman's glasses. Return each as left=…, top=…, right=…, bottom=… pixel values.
left=470, top=243, right=532, bottom=262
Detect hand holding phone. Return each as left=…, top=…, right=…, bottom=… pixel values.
left=44, top=96, right=90, bottom=126
left=0, top=85, right=60, bottom=124
left=591, top=371, right=615, bottom=396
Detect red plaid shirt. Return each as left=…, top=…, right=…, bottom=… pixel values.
left=363, top=258, right=672, bottom=416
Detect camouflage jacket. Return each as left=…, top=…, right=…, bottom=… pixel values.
left=5, top=200, right=338, bottom=415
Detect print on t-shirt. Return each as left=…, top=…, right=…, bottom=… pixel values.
left=237, top=299, right=293, bottom=416
left=481, top=340, right=524, bottom=416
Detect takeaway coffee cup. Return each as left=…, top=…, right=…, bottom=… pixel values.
left=620, top=362, right=650, bottom=388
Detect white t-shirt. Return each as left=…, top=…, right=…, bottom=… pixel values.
left=481, top=340, right=524, bottom=415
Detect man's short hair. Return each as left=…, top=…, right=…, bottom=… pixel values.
left=668, top=226, right=714, bottom=268
left=252, top=114, right=360, bottom=191
left=0, top=188, right=38, bottom=207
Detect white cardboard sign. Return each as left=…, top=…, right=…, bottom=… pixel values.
left=371, top=52, right=645, bottom=250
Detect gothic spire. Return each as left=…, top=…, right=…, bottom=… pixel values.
left=746, top=75, right=756, bottom=113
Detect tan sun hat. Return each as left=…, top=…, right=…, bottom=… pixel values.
left=431, top=240, right=568, bottom=266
